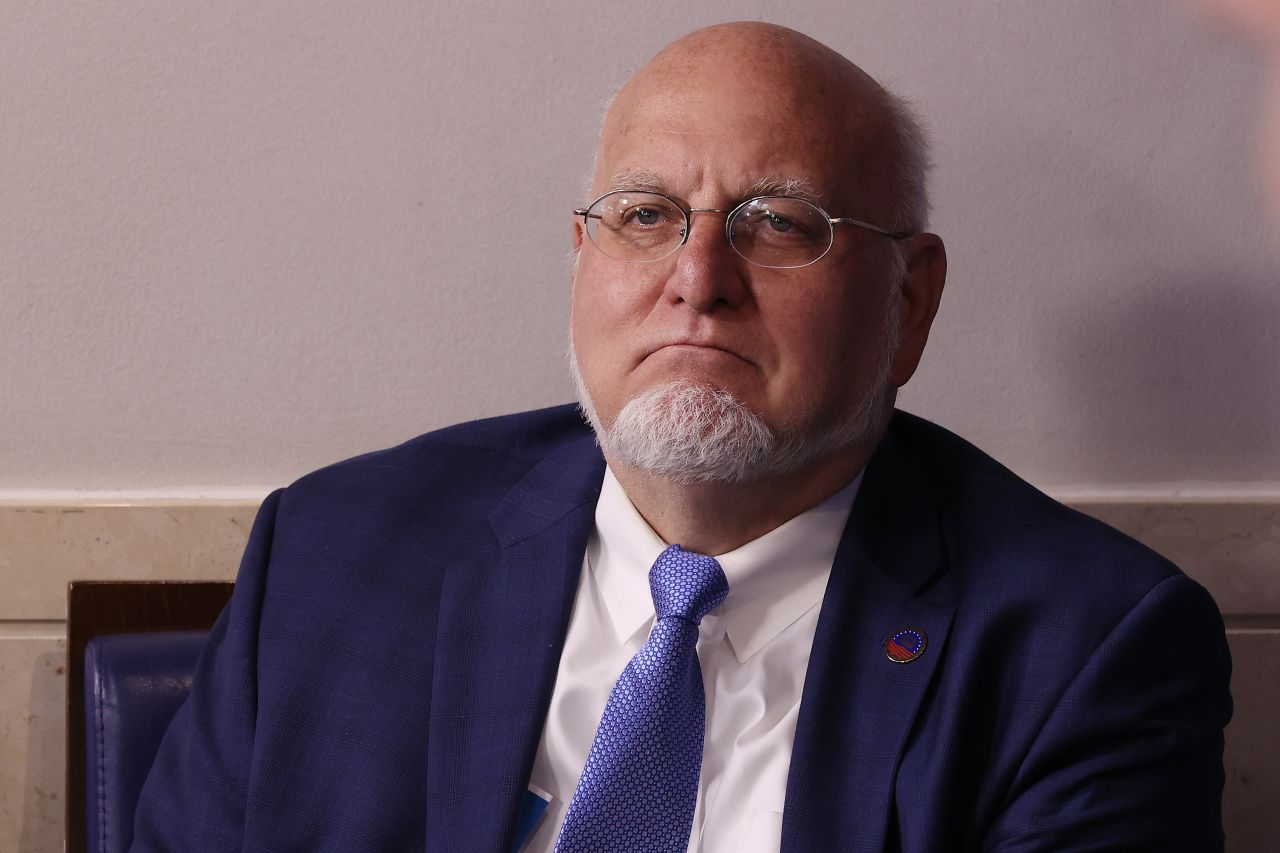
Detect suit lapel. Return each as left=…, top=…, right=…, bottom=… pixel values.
left=782, top=423, right=956, bottom=852
left=425, top=434, right=604, bottom=853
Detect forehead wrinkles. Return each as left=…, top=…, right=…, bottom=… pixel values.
left=600, top=170, right=822, bottom=205
left=600, top=83, right=844, bottom=164
left=595, top=98, right=851, bottom=206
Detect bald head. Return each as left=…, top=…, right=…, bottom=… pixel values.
left=594, top=22, right=929, bottom=232
left=627, top=22, right=885, bottom=117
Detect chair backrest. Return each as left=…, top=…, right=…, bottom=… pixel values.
left=66, top=580, right=233, bottom=853
left=83, top=631, right=209, bottom=853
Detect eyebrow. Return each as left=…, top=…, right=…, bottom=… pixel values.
left=741, top=175, right=823, bottom=203
left=605, top=169, right=668, bottom=194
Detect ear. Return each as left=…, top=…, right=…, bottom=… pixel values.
left=889, top=233, right=947, bottom=387
left=572, top=218, right=584, bottom=251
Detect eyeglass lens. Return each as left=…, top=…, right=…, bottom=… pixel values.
left=583, top=191, right=834, bottom=269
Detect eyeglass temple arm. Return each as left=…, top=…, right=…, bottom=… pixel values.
left=829, top=217, right=915, bottom=241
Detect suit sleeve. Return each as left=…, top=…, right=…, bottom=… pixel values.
left=984, top=573, right=1233, bottom=852
left=129, top=489, right=283, bottom=852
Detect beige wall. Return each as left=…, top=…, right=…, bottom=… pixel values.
left=3, top=0, right=1279, bottom=849
left=2, top=0, right=1279, bottom=493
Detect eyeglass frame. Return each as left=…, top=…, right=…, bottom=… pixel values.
left=573, top=189, right=916, bottom=270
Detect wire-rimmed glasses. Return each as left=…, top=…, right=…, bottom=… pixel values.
left=574, top=190, right=913, bottom=269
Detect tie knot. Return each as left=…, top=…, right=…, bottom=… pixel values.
left=649, top=544, right=729, bottom=625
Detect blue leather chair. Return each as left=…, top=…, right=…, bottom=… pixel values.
left=82, top=631, right=208, bottom=853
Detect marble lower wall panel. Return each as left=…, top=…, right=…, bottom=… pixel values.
left=0, top=504, right=257, bottom=620
left=0, top=630, right=65, bottom=853
left=1224, top=628, right=1280, bottom=853
left=2, top=499, right=1275, bottom=619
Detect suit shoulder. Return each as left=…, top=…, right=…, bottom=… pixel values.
left=287, top=403, right=589, bottom=489
left=889, top=410, right=1182, bottom=595
left=408, top=402, right=595, bottom=459
left=886, top=412, right=1225, bottom=705
left=271, top=403, right=595, bottom=527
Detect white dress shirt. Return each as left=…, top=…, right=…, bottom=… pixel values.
left=525, top=467, right=862, bottom=852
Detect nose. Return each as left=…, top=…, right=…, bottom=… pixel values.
left=664, top=210, right=750, bottom=314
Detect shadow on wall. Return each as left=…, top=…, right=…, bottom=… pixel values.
left=1052, top=271, right=1280, bottom=483
left=20, top=647, right=65, bottom=853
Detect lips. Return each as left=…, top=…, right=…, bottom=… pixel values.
left=646, top=340, right=752, bottom=364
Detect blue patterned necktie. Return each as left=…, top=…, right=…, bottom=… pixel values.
left=555, top=544, right=729, bottom=853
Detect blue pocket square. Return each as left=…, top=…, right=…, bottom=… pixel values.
left=510, top=784, right=553, bottom=852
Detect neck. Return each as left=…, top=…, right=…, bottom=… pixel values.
left=608, top=444, right=874, bottom=556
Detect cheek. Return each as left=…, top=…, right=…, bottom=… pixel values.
left=765, top=289, right=889, bottom=410
left=571, top=259, right=616, bottom=337
left=770, top=289, right=878, bottom=368
left=572, top=260, right=662, bottom=341
left=569, top=261, right=655, bottom=389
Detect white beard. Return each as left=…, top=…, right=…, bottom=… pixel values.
left=568, top=294, right=899, bottom=485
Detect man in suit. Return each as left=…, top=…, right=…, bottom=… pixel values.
left=132, top=22, right=1232, bottom=852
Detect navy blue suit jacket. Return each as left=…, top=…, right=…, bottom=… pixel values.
left=131, top=406, right=1231, bottom=852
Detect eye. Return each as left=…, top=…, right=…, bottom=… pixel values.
left=630, top=206, right=663, bottom=226
left=765, top=213, right=794, bottom=233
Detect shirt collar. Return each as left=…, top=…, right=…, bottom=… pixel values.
left=591, top=469, right=667, bottom=647
left=591, top=467, right=862, bottom=662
